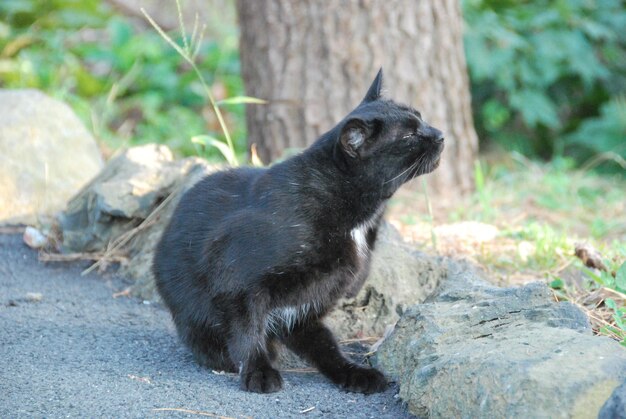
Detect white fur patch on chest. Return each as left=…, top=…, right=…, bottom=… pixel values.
left=350, top=226, right=369, bottom=258
left=266, top=303, right=316, bottom=335
left=350, top=208, right=383, bottom=260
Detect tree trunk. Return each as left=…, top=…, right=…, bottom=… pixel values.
left=236, top=0, right=478, bottom=194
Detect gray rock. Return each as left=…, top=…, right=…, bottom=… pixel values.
left=374, top=264, right=626, bottom=418
left=0, top=89, right=103, bottom=225
left=59, top=144, right=217, bottom=253
left=326, top=232, right=448, bottom=340
left=56, top=143, right=221, bottom=299
left=117, top=159, right=218, bottom=298
left=599, top=380, right=626, bottom=419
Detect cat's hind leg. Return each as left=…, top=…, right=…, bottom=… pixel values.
left=226, top=296, right=283, bottom=393
left=176, top=320, right=237, bottom=373
left=282, top=319, right=387, bottom=394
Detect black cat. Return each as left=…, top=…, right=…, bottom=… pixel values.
left=153, top=69, right=444, bottom=394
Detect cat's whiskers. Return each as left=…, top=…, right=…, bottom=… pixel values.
left=384, top=156, right=421, bottom=185
left=383, top=164, right=413, bottom=185
left=411, top=155, right=427, bottom=180
left=411, top=154, right=431, bottom=181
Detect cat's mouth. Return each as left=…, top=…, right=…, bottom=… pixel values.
left=432, top=155, right=441, bottom=169
left=413, top=148, right=443, bottom=177
left=406, top=156, right=440, bottom=180
left=429, top=141, right=444, bottom=170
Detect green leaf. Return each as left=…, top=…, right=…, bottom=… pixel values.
left=605, top=298, right=618, bottom=311
left=580, top=19, right=615, bottom=41
left=567, top=97, right=626, bottom=157
left=191, top=135, right=238, bottom=166
left=473, top=160, right=486, bottom=194
left=481, top=99, right=510, bottom=131
left=601, top=271, right=616, bottom=289
left=216, top=96, right=267, bottom=106
left=549, top=278, right=564, bottom=289
left=616, top=262, right=626, bottom=291
left=615, top=314, right=626, bottom=331
left=509, top=89, right=560, bottom=129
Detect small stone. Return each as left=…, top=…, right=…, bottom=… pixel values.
left=517, top=240, right=535, bottom=262
left=23, top=226, right=48, bottom=249
left=25, top=292, right=43, bottom=302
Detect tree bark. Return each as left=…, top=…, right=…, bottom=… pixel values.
left=236, top=0, right=478, bottom=194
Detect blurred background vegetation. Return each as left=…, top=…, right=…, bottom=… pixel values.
left=1, top=0, right=625, bottom=340
left=1, top=0, right=624, bottom=170
left=0, top=0, right=243, bottom=160
left=464, top=0, right=626, bottom=173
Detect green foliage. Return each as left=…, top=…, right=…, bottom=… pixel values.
left=504, top=222, right=571, bottom=271
left=140, top=0, right=243, bottom=166
left=0, top=0, right=245, bottom=159
left=463, top=0, right=626, bottom=170
left=446, top=156, right=625, bottom=285
left=473, top=160, right=495, bottom=220
left=603, top=297, right=626, bottom=346
left=587, top=260, right=626, bottom=345
left=585, top=259, right=626, bottom=294
left=567, top=96, right=626, bottom=167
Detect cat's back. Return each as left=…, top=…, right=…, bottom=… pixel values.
left=154, top=167, right=266, bottom=277
left=173, top=166, right=265, bottom=229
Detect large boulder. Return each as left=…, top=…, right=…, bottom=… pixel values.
left=0, top=89, right=103, bottom=225
left=374, top=264, right=626, bottom=418
left=600, top=380, right=626, bottom=419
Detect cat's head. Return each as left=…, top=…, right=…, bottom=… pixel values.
left=334, top=69, right=444, bottom=197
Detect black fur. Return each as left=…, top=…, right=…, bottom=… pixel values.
left=153, top=69, right=444, bottom=394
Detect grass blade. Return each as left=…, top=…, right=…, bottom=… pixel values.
left=216, top=96, right=267, bottom=106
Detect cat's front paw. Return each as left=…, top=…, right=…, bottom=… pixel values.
left=240, top=366, right=283, bottom=393
left=337, top=365, right=387, bottom=394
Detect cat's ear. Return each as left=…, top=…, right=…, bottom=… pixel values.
left=340, top=118, right=368, bottom=158
left=361, top=68, right=383, bottom=104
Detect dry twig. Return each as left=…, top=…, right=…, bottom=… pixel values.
left=82, top=192, right=176, bottom=275
left=0, top=226, right=25, bottom=234
left=39, top=251, right=127, bottom=263
left=338, top=337, right=379, bottom=344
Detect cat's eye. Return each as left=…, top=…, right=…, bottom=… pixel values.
left=402, top=133, right=415, bottom=140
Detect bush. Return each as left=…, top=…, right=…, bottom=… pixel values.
left=463, top=0, right=626, bottom=171
left=0, top=0, right=245, bottom=159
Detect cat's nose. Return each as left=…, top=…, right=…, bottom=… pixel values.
left=429, top=127, right=444, bottom=144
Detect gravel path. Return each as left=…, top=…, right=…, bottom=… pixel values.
left=0, top=233, right=413, bottom=418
